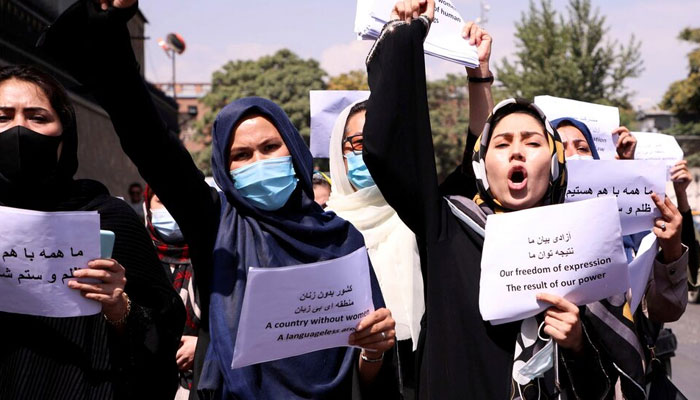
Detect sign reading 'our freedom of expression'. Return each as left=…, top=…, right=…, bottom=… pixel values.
left=231, top=247, right=375, bottom=369
left=0, top=206, right=102, bottom=317
left=479, top=197, right=629, bottom=324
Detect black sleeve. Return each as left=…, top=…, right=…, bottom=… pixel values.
left=362, top=20, right=442, bottom=240
left=558, top=316, right=612, bottom=400
left=680, top=209, right=699, bottom=285
left=99, top=197, right=185, bottom=399
left=38, top=1, right=219, bottom=263
left=438, top=129, right=478, bottom=198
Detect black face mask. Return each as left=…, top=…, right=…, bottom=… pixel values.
left=0, top=125, right=62, bottom=185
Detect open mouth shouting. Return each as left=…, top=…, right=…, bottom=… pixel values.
left=507, top=165, right=528, bottom=191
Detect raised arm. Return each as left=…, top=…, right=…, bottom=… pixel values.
left=39, top=0, right=218, bottom=250
left=363, top=1, right=442, bottom=238
left=463, top=21, right=494, bottom=138
left=438, top=22, right=493, bottom=198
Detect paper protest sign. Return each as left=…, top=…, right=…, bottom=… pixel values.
left=355, top=0, right=479, bottom=67
left=231, top=247, right=375, bottom=369
left=479, top=197, right=629, bottom=324
left=628, top=232, right=658, bottom=314
left=310, top=90, right=370, bottom=158
left=631, top=131, right=684, bottom=179
left=534, top=96, right=620, bottom=159
left=0, top=206, right=102, bottom=317
left=565, top=160, right=666, bottom=235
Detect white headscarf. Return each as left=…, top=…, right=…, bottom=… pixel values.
left=326, top=100, right=424, bottom=348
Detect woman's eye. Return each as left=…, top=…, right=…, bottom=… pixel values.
left=0, top=116, right=10, bottom=122
left=264, top=144, right=280, bottom=152
left=577, top=147, right=590, bottom=152
left=231, top=152, right=249, bottom=161
left=527, top=141, right=541, bottom=147
left=31, top=115, right=47, bottom=122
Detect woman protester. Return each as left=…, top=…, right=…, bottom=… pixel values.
left=361, top=1, right=612, bottom=398
left=327, top=99, right=424, bottom=398
left=325, top=22, right=491, bottom=399
left=551, top=117, right=688, bottom=398
left=0, top=65, right=184, bottom=399
left=145, top=188, right=201, bottom=400
left=40, top=1, right=399, bottom=398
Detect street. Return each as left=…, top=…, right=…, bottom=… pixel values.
left=666, top=301, right=700, bottom=397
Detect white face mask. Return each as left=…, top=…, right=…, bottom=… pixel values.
left=150, top=208, right=183, bottom=242
left=566, top=154, right=594, bottom=161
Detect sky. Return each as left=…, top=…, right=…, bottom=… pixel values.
left=138, top=0, right=700, bottom=110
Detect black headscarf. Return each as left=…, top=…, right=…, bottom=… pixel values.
left=0, top=66, right=105, bottom=211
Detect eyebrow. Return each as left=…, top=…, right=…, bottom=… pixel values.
left=0, top=106, right=50, bottom=113
left=493, top=131, right=544, bottom=139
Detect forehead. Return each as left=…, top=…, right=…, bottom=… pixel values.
left=492, top=112, right=544, bottom=134
left=231, top=114, right=283, bottom=144
left=345, top=110, right=366, bottom=130
left=0, top=78, right=51, bottom=107
left=556, top=125, right=586, bottom=142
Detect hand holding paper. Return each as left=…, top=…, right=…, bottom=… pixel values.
left=537, top=293, right=583, bottom=353
left=390, top=0, right=434, bottom=22
left=612, top=126, right=636, bottom=160
left=355, top=0, right=479, bottom=67
left=650, top=193, right=683, bottom=264
left=462, top=21, right=492, bottom=77
left=69, top=258, right=128, bottom=322
left=348, top=308, right=396, bottom=357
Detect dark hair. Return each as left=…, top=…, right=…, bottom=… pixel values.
left=129, top=182, right=143, bottom=190
left=343, top=100, right=367, bottom=135
left=0, top=65, right=76, bottom=134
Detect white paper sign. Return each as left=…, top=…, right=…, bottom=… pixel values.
left=534, top=95, right=620, bottom=159
left=565, top=160, right=666, bottom=235
left=0, top=206, right=102, bottom=317
left=628, top=232, right=658, bottom=314
left=479, top=197, right=629, bottom=324
left=355, top=0, right=479, bottom=67
left=631, top=131, right=684, bottom=179
left=310, top=90, right=370, bottom=158
left=231, top=247, right=375, bottom=369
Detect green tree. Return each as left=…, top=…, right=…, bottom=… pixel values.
left=426, top=74, right=470, bottom=180
left=327, top=70, right=369, bottom=90
left=191, top=49, right=327, bottom=174
left=496, top=0, right=643, bottom=108
left=661, top=27, right=700, bottom=123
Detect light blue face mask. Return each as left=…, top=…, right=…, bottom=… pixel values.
left=230, top=155, right=298, bottom=211
left=345, top=152, right=375, bottom=190
left=151, top=208, right=184, bottom=242
left=516, top=335, right=555, bottom=382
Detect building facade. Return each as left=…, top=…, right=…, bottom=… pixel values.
left=0, top=0, right=178, bottom=199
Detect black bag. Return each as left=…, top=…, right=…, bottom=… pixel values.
left=645, top=358, right=687, bottom=400
left=638, top=318, right=687, bottom=399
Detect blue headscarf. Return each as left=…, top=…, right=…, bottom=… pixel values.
left=551, top=117, right=601, bottom=160
left=199, top=97, right=383, bottom=398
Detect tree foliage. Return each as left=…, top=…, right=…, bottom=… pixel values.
left=426, top=74, right=470, bottom=180
left=327, top=70, right=369, bottom=90
left=660, top=27, right=700, bottom=123
left=190, top=49, right=326, bottom=174
left=188, top=54, right=478, bottom=178
left=496, top=0, right=643, bottom=108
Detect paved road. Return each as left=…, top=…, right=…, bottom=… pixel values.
left=666, top=300, right=700, bottom=397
